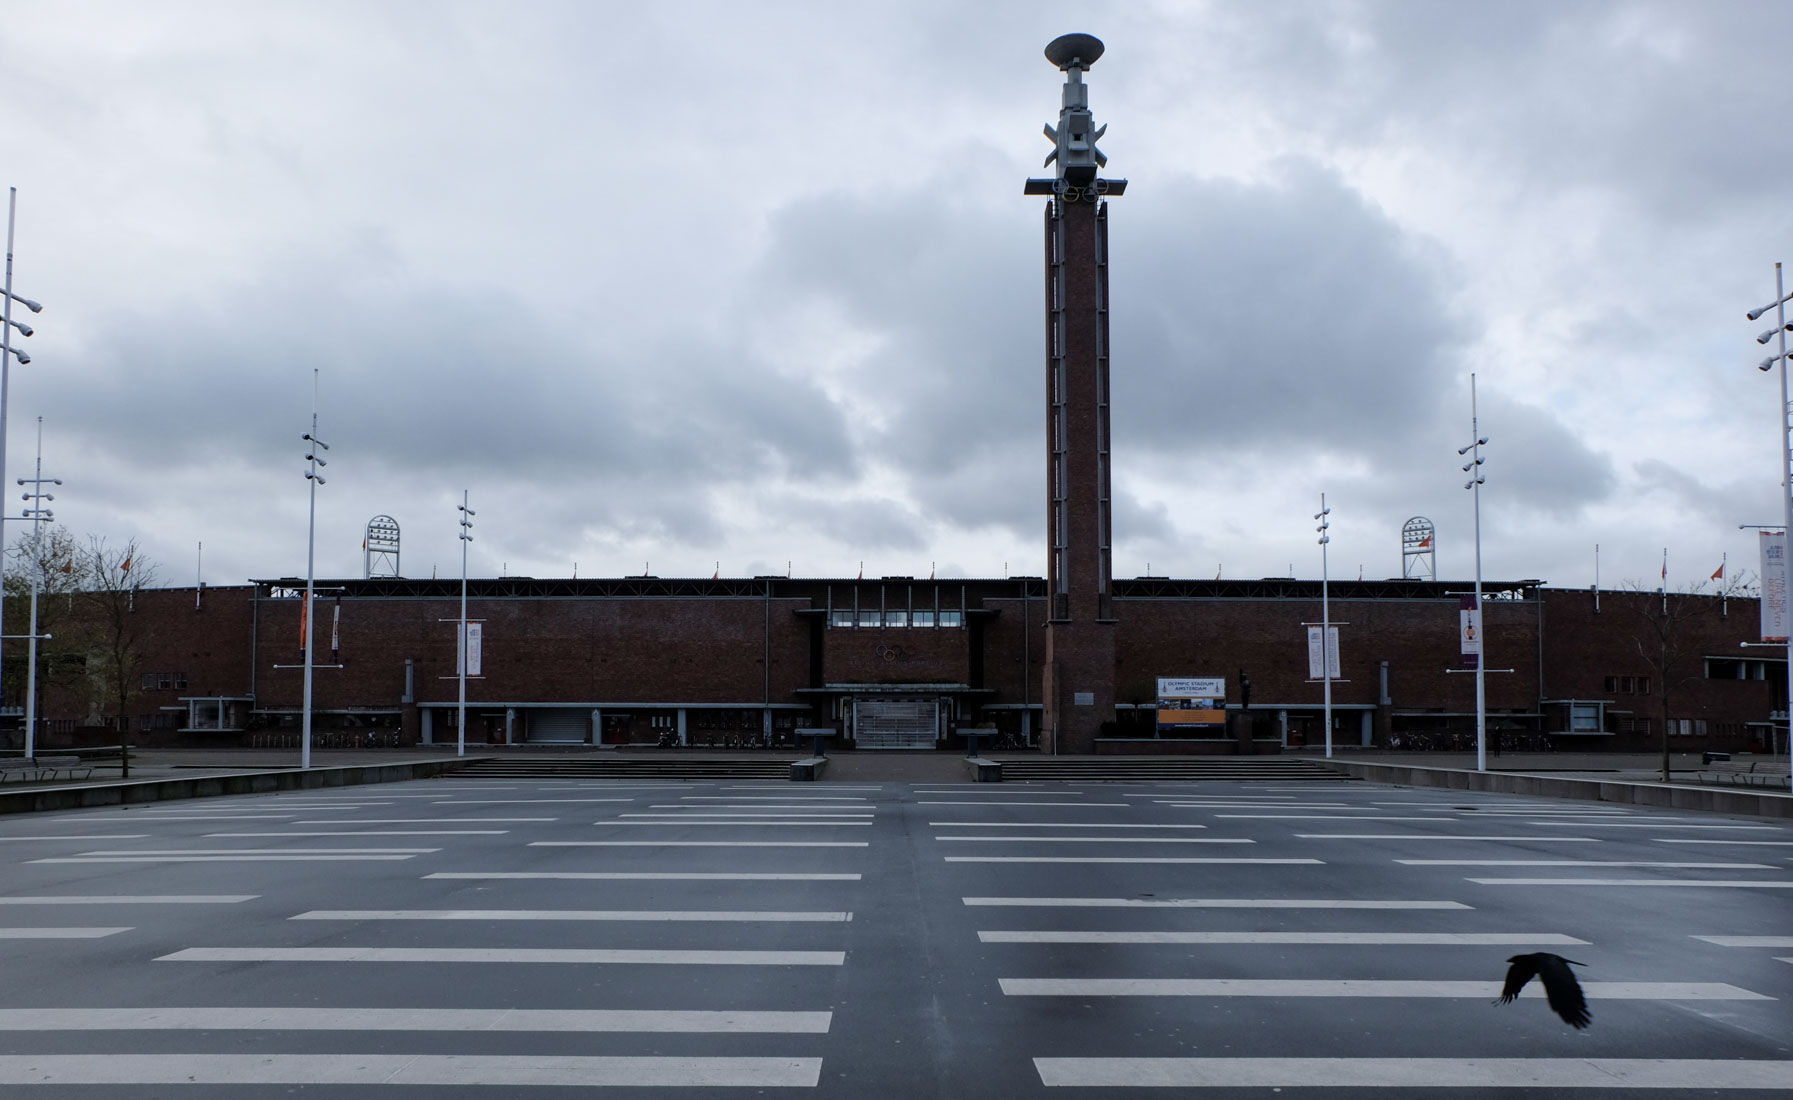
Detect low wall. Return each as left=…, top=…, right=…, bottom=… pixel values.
left=1312, top=758, right=1793, bottom=820
left=0, top=757, right=488, bottom=816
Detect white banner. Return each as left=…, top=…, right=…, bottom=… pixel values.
left=458, top=622, right=483, bottom=676
left=1459, top=608, right=1483, bottom=656
left=1761, top=530, right=1789, bottom=642
left=1306, top=626, right=1340, bottom=679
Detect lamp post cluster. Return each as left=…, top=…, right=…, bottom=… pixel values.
left=1748, top=265, right=1793, bottom=756
left=300, top=373, right=328, bottom=769
left=1459, top=374, right=1489, bottom=772
left=457, top=491, right=474, bottom=758
left=1315, top=494, right=1333, bottom=758
left=1, top=188, right=45, bottom=741
left=17, top=417, right=59, bottom=758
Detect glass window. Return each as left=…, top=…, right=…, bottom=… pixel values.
left=1569, top=703, right=1600, bottom=732
left=884, top=610, right=908, bottom=627
left=911, top=611, right=935, bottom=627
left=939, top=610, right=964, bottom=628
left=830, top=610, right=854, bottom=628
left=858, top=611, right=881, bottom=628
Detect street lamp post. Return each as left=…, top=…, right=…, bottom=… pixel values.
left=1, top=187, right=44, bottom=740
left=1749, top=264, right=1793, bottom=757
left=300, top=374, right=328, bottom=769
left=1459, top=374, right=1490, bottom=772
left=1315, top=494, right=1333, bottom=758
left=17, top=417, right=58, bottom=759
left=457, top=491, right=474, bottom=758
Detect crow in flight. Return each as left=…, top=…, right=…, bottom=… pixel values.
left=1497, top=952, right=1591, bottom=1029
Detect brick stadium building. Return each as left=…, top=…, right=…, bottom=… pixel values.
left=12, top=36, right=1786, bottom=759
left=21, top=576, right=1779, bottom=759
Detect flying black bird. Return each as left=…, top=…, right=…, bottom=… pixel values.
left=1496, top=952, right=1591, bottom=1029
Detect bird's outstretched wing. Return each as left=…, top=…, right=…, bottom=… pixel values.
left=1536, top=954, right=1591, bottom=1029
left=1497, top=954, right=1539, bottom=1004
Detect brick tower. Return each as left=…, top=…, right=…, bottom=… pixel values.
left=1026, top=34, right=1126, bottom=753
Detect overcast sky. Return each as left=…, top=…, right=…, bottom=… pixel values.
left=2, top=0, right=1788, bottom=592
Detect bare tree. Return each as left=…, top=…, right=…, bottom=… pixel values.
left=1622, top=582, right=1720, bottom=782
left=2, top=527, right=88, bottom=723
left=76, top=537, right=158, bottom=729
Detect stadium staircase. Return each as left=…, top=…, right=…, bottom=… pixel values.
left=992, top=756, right=1353, bottom=782
left=449, top=755, right=796, bottom=780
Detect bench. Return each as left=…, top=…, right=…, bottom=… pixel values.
left=0, top=755, right=94, bottom=783
left=1697, top=759, right=1791, bottom=789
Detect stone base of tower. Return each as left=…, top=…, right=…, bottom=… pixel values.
left=1041, top=620, right=1116, bottom=754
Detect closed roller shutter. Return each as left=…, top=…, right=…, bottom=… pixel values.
left=528, top=708, right=590, bottom=743
left=853, top=698, right=938, bottom=750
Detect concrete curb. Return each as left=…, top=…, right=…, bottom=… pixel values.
left=0, top=757, right=489, bottom=816
left=965, top=757, right=1001, bottom=782
left=1309, top=758, right=1793, bottom=820
left=789, top=757, right=829, bottom=781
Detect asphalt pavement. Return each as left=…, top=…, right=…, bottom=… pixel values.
left=0, top=773, right=1789, bottom=1095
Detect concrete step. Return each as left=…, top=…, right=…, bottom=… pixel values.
left=995, top=758, right=1352, bottom=782
left=452, top=757, right=795, bottom=780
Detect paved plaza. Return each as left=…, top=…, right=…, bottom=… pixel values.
left=0, top=773, right=1789, bottom=1095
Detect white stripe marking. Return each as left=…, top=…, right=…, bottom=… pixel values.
left=0, top=896, right=255, bottom=905
left=1693, top=936, right=1793, bottom=947
left=648, top=805, right=869, bottom=811
left=0, top=1007, right=829, bottom=1033
left=72, top=848, right=435, bottom=855
left=935, top=836, right=1247, bottom=844
left=31, top=855, right=419, bottom=863
left=963, top=897, right=1468, bottom=909
left=1468, top=878, right=1793, bottom=888
left=0, top=835, right=149, bottom=841
left=433, top=799, right=635, bottom=804
left=1397, top=860, right=1771, bottom=868
left=946, top=857, right=1321, bottom=865
left=1032, top=1057, right=1793, bottom=1089
left=1297, top=835, right=1599, bottom=841
left=1656, top=840, right=1793, bottom=846
left=1215, top=815, right=1453, bottom=821
left=1000, top=979, right=1770, bottom=999
left=206, top=831, right=505, bottom=837
left=534, top=841, right=868, bottom=848
left=919, top=801, right=1129, bottom=807
left=294, top=818, right=554, bottom=823
left=293, top=909, right=851, bottom=922
left=979, top=931, right=1585, bottom=945
left=623, top=807, right=867, bottom=814
left=679, top=795, right=867, bottom=801
left=1525, top=822, right=1783, bottom=830
left=0, top=1054, right=823, bottom=1087
left=597, top=821, right=872, bottom=827
left=85, top=815, right=295, bottom=821
left=927, top=823, right=1208, bottom=829
left=159, top=947, right=845, bottom=965
left=0, top=928, right=131, bottom=939
left=427, top=872, right=861, bottom=881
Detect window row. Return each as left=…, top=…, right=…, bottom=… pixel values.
left=140, top=671, right=189, bottom=691
left=828, top=610, right=963, bottom=628
left=1603, top=675, right=1651, bottom=695
left=1667, top=718, right=1709, bottom=736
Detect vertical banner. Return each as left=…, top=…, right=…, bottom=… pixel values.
left=1305, top=627, right=1341, bottom=679
left=458, top=622, right=484, bottom=676
left=298, top=592, right=309, bottom=660
left=330, top=597, right=341, bottom=664
left=1761, top=531, right=1789, bottom=642
left=1459, top=594, right=1482, bottom=670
